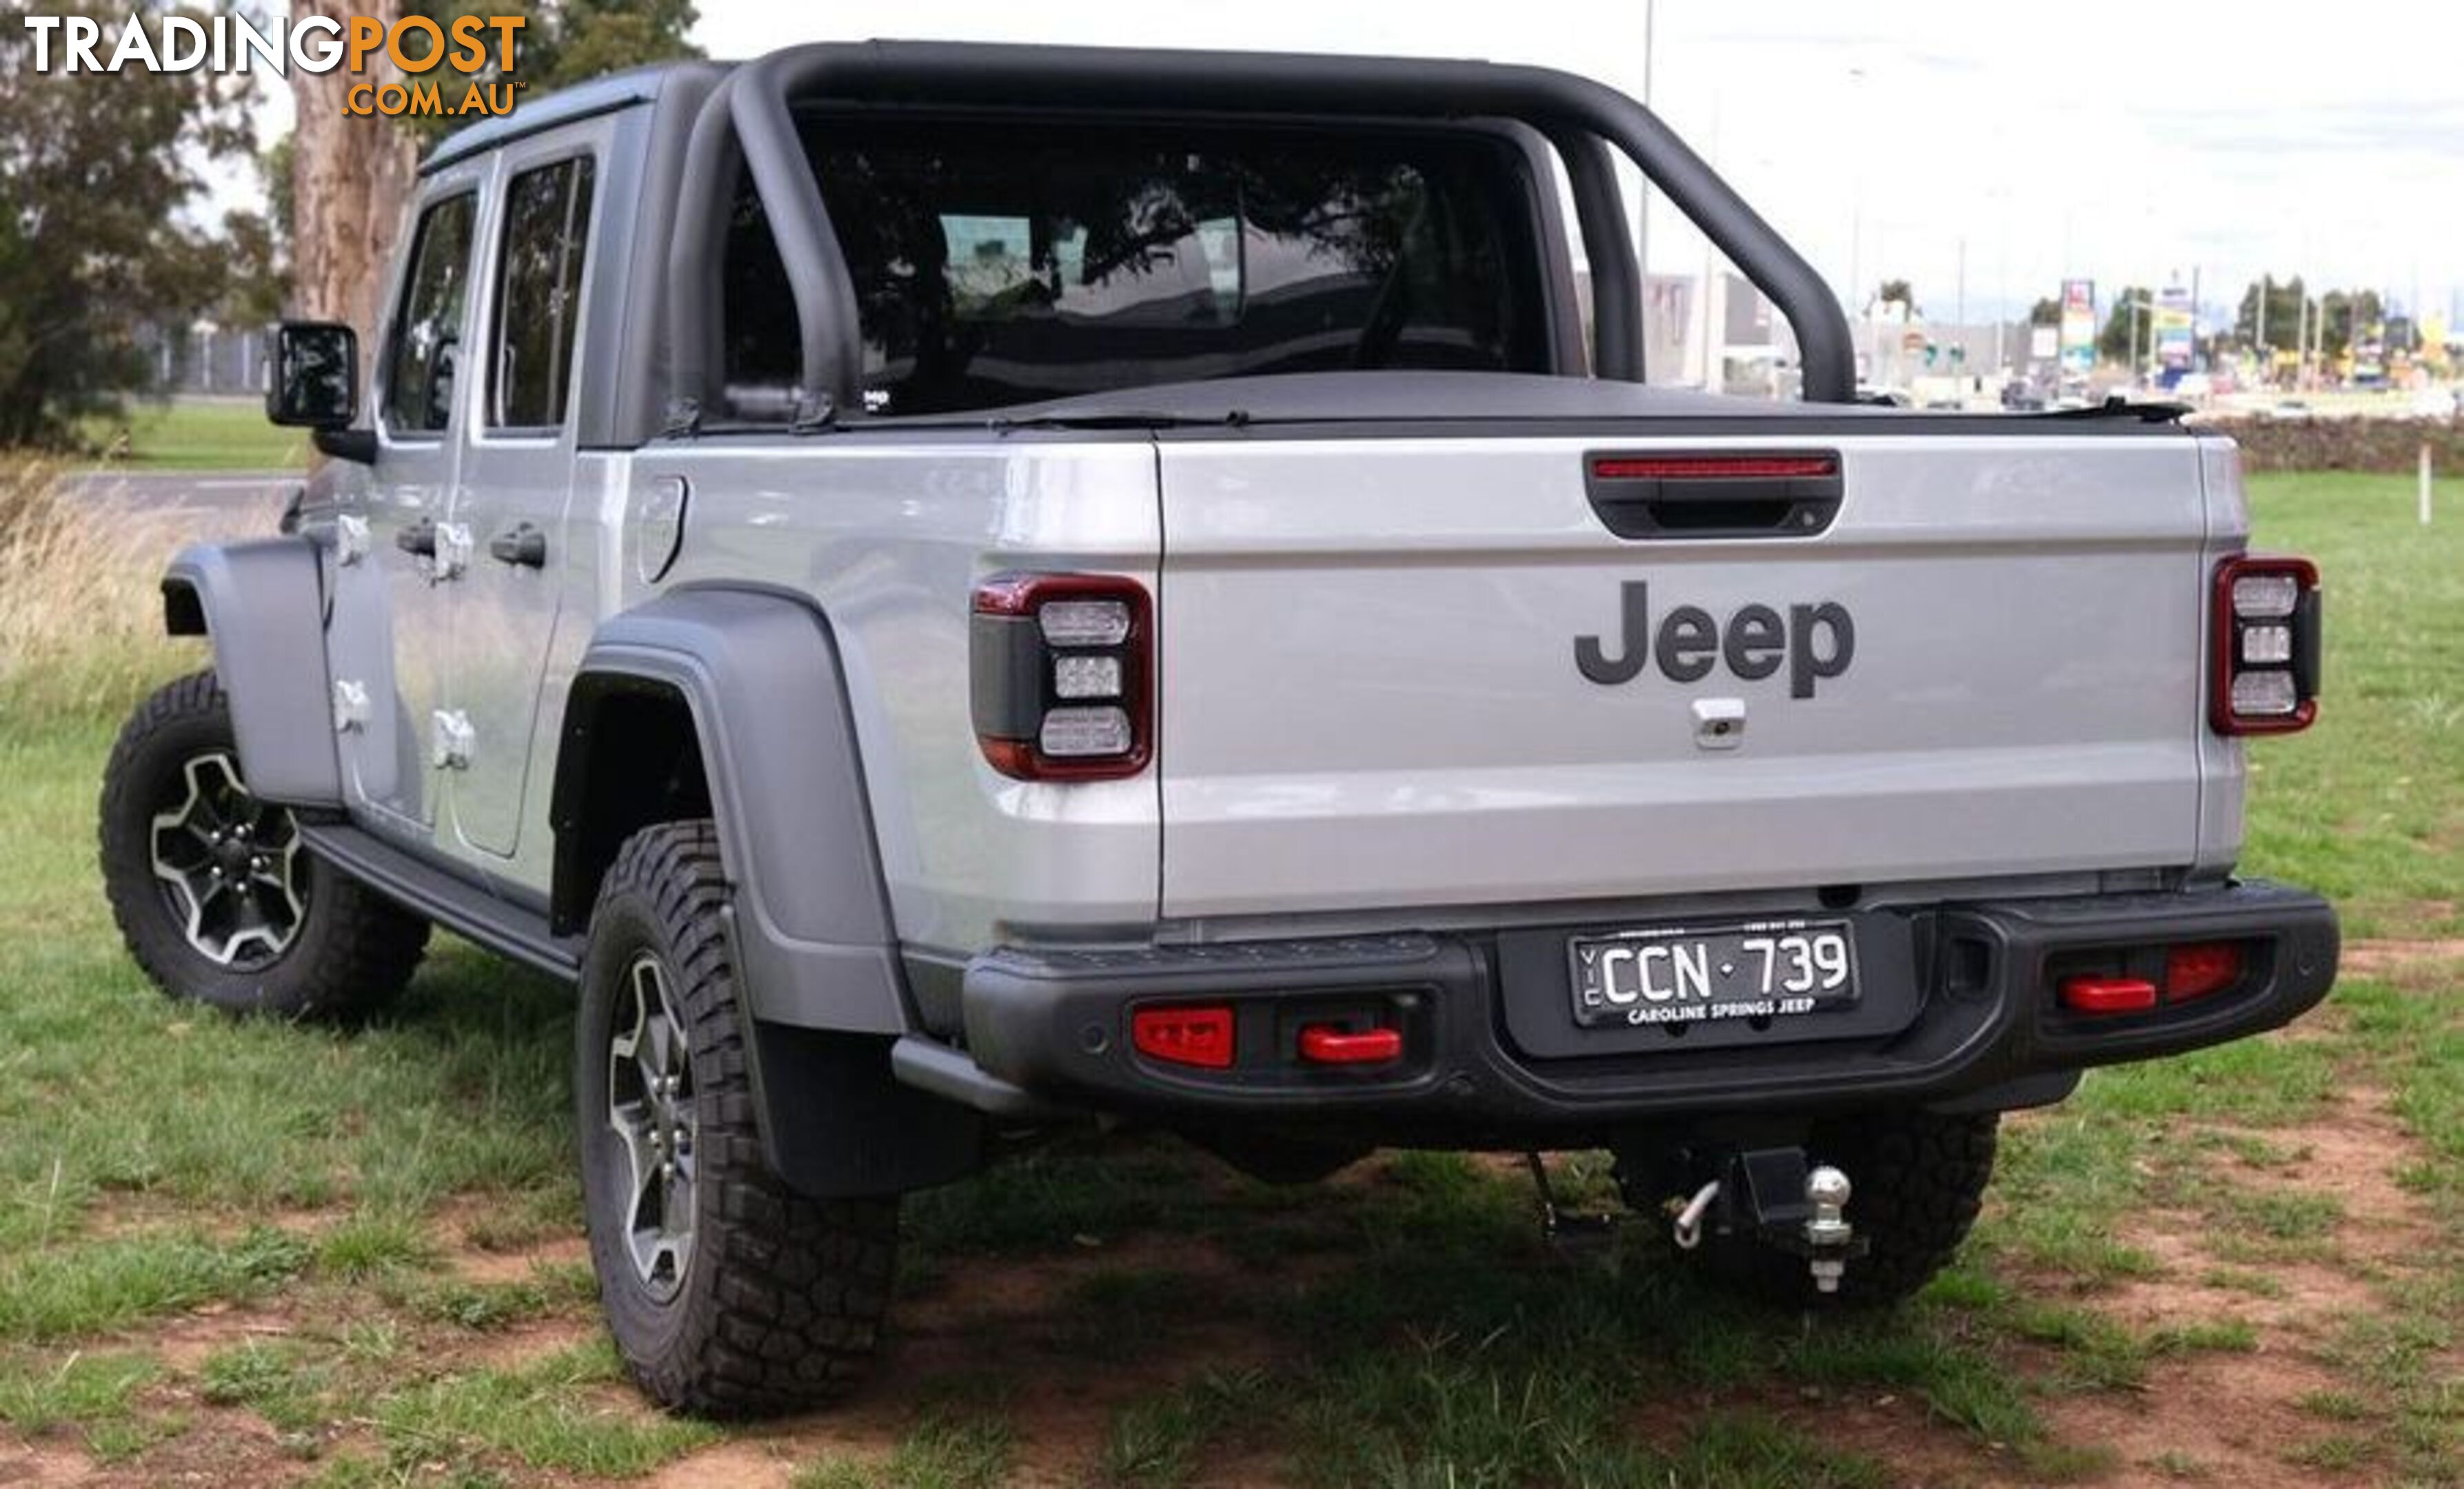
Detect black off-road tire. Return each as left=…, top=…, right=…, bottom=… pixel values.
left=98, top=671, right=429, bottom=1018
left=576, top=820, right=899, bottom=1417
left=1696, top=1108, right=1999, bottom=1310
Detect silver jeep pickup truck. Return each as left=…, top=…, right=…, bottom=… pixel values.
left=96, top=41, right=2338, bottom=1415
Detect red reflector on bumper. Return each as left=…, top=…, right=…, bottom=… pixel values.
left=2061, top=976, right=2159, bottom=1014
left=2165, top=942, right=2243, bottom=1002
left=1297, top=1024, right=1402, bottom=1065
left=1131, top=1006, right=1234, bottom=1068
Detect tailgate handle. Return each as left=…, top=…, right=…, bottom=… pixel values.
left=1584, top=452, right=1842, bottom=539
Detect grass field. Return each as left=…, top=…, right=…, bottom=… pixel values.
left=0, top=472, right=2452, bottom=1486
left=79, top=398, right=307, bottom=472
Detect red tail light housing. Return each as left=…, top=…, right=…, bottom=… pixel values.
left=2211, top=555, right=2320, bottom=735
left=2163, top=942, right=2244, bottom=1002
left=1131, top=1005, right=1234, bottom=1068
left=971, top=571, right=1153, bottom=781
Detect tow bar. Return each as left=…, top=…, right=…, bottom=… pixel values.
left=1667, top=1148, right=1863, bottom=1294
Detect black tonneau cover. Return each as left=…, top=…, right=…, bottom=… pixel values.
left=889, top=371, right=2194, bottom=435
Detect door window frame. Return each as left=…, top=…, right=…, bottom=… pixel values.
left=375, top=173, right=487, bottom=450
left=481, top=148, right=603, bottom=439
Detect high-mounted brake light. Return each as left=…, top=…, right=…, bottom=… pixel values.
left=971, top=571, right=1152, bottom=780
left=2211, top=555, right=2320, bottom=736
left=1590, top=454, right=1838, bottom=482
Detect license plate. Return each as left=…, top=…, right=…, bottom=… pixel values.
left=1568, top=920, right=1859, bottom=1029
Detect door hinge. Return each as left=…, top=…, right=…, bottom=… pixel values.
left=334, top=513, right=371, bottom=566
left=433, top=521, right=474, bottom=583
left=333, top=678, right=370, bottom=733
left=430, top=709, right=475, bottom=771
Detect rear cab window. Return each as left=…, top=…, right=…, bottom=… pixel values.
left=721, top=119, right=1553, bottom=419
left=489, top=154, right=598, bottom=431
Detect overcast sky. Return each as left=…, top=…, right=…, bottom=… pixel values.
left=227, top=0, right=2464, bottom=324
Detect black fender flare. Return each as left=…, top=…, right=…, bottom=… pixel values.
left=160, top=538, right=341, bottom=808
left=552, top=586, right=986, bottom=1197
left=552, top=585, right=907, bottom=1035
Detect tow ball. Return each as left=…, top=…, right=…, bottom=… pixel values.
left=1669, top=1148, right=1864, bottom=1295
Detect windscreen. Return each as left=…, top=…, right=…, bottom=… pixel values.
left=721, top=118, right=1555, bottom=418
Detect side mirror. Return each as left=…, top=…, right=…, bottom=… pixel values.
left=267, top=321, right=375, bottom=464
left=267, top=321, right=358, bottom=428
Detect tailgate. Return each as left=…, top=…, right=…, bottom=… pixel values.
left=1156, top=432, right=2214, bottom=918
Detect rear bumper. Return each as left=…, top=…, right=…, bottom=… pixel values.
left=896, top=880, right=2339, bottom=1145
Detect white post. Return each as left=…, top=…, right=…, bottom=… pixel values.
left=2422, top=442, right=2434, bottom=526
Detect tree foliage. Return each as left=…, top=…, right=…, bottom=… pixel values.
left=2096, top=285, right=2150, bottom=364
left=2228, top=276, right=2383, bottom=360
left=2027, top=296, right=2061, bottom=327
left=0, top=1, right=254, bottom=446
left=2234, top=275, right=2305, bottom=354
left=396, top=0, right=702, bottom=143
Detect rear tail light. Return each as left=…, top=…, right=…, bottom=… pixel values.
left=971, top=572, right=1152, bottom=780
left=1131, top=1005, right=1233, bottom=1068
left=2212, top=555, right=2319, bottom=735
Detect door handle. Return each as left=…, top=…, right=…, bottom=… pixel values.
left=395, top=517, right=437, bottom=557
left=488, top=522, right=547, bottom=568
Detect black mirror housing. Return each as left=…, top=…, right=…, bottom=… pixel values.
left=266, top=321, right=360, bottom=430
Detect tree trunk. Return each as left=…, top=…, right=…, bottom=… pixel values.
left=287, top=0, right=414, bottom=385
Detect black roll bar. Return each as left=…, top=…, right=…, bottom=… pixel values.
left=1549, top=130, right=1640, bottom=380
left=667, top=41, right=1857, bottom=422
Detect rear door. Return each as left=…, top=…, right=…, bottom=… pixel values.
left=445, top=132, right=603, bottom=875
left=326, top=176, right=483, bottom=840
left=1155, top=429, right=2213, bottom=918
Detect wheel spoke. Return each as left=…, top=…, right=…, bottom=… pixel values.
left=610, top=950, right=698, bottom=1302
left=146, top=750, right=305, bottom=971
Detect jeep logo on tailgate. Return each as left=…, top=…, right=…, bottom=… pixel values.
left=1575, top=581, right=1855, bottom=698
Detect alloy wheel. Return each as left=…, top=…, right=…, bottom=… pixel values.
left=607, top=952, right=698, bottom=1301
left=146, top=751, right=305, bottom=971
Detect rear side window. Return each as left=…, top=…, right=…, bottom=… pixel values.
left=720, top=119, right=1551, bottom=418
left=383, top=193, right=478, bottom=434
left=490, top=155, right=597, bottom=429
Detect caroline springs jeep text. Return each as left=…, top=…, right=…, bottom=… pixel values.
left=94, top=42, right=2339, bottom=1415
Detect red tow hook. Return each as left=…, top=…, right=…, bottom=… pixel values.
left=1297, top=1024, right=1402, bottom=1065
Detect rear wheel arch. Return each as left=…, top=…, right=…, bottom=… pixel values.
left=549, top=589, right=982, bottom=1199
left=549, top=672, right=714, bottom=936
left=546, top=588, right=900, bottom=987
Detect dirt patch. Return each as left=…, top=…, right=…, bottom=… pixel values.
left=447, top=1236, right=589, bottom=1286
left=2339, top=937, right=2464, bottom=978
left=463, top=1316, right=599, bottom=1371
left=1753, top=1390, right=2012, bottom=1488
left=147, top=1308, right=296, bottom=1373
left=643, top=1230, right=1289, bottom=1487
left=648, top=1439, right=802, bottom=1488
left=2021, top=1079, right=2449, bottom=1487
left=2039, top=1351, right=2347, bottom=1488
left=0, top=1446, right=99, bottom=1486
